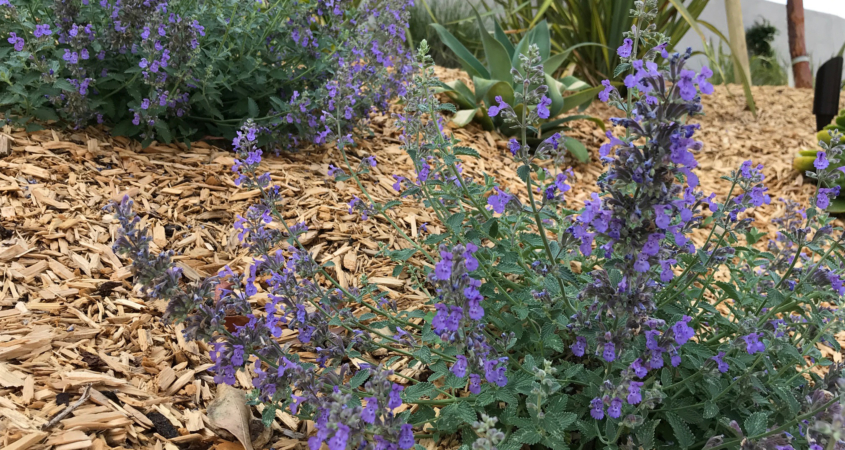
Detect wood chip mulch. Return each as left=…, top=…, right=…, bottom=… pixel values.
left=1, top=67, right=844, bottom=449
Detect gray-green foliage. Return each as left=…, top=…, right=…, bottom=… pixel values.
left=431, top=16, right=605, bottom=162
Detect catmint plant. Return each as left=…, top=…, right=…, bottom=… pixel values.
left=0, top=0, right=411, bottom=149
left=112, top=6, right=844, bottom=450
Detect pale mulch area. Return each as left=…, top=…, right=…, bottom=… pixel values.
left=0, top=67, right=842, bottom=450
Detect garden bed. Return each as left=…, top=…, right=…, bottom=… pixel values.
left=0, top=73, right=843, bottom=449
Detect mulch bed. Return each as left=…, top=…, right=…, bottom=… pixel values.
left=1, top=68, right=843, bottom=449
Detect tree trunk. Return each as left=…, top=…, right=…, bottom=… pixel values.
left=787, top=0, right=813, bottom=88
left=724, top=0, right=750, bottom=84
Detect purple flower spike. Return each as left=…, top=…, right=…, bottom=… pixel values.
left=388, top=383, right=403, bottom=409
left=815, top=151, right=830, bottom=170
left=602, top=342, right=616, bottom=362
left=608, top=397, right=623, bottom=419
left=743, top=332, right=766, bottom=355
left=571, top=336, right=586, bottom=357
left=487, top=95, right=509, bottom=117
left=537, top=96, right=552, bottom=119
left=627, top=381, right=643, bottom=405
left=672, top=315, right=695, bottom=346
left=617, top=38, right=633, bottom=58
left=451, top=355, right=467, bottom=378
left=712, top=352, right=729, bottom=373
left=590, top=397, right=604, bottom=420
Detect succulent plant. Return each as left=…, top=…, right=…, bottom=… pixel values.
left=432, top=15, right=606, bottom=162
left=792, top=110, right=845, bottom=212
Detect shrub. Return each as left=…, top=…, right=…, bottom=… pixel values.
left=406, top=0, right=483, bottom=69
left=0, top=0, right=412, bottom=148
left=431, top=16, right=605, bottom=162
left=111, top=4, right=845, bottom=450
left=485, top=0, right=710, bottom=86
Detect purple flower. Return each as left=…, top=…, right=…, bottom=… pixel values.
left=696, top=66, right=714, bottom=95
left=434, top=251, right=453, bottom=281
left=590, top=397, right=604, bottom=420
left=672, top=316, right=695, bottom=345
left=617, top=38, right=633, bottom=58
left=743, top=332, right=766, bottom=354
left=487, top=95, right=509, bottom=117
left=815, top=151, right=830, bottom=170
left=392, top=175, right=405, bottom=191
left=361, top=397, right=378, bottom=423
left=645, top=330, right=661, bottom=350
left=364, top=155, right=376, bottom=167
left=599, top=80, right=614, bottom=102
left=627, top=381, right=643, bottom=404
left=290, top=395, right=305, bottom=414
left=677, top=69, right=697, bottom=101
left=537, top=96, right=552, bottom=119
left=712, top=352, right=729, bottom=373
left=508, top=138, right=520, bottom=156
left=451, top=355, right=467, bottom=378
left=432, top=303, right=448, bottom=332
left=8, top=33, right=24, bottom=51
left=327, top=423, right=349, bottom=450
left=398, top=424, right=414, bottom=450
left=487, top=187, right=511, bottom=214
left=817, top=186, right=841, bottom=209
left=630, top=358, right=647, bottom=378
left=34, top=24, right=52, bottom=38
left=658, top=259, right=677, bottom=282
left=608, top=397, right=622, bottom=419
left=670, top=347, right=682, bottom=367
left=602, top=342, right=616, bottom=362
left=571, top=336, right=586, bottom=357
left=388, top=383, right=403, bottom=409
left=468, top=373, right=481, bottom=394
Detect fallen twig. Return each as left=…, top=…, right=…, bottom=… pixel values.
left=42, top=385, right=92, bottom=431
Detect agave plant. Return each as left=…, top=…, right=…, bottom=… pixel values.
left=432, top=15, right=605, bottom=162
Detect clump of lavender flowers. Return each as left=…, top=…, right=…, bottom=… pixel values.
left=1, top=0, right=412, bottom=149
left=113, top=6, right=844, bottom=450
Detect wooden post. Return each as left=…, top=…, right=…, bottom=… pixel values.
left=724, top=0, right=750, bottom=83
left=787, top=0, right=813, bottom=88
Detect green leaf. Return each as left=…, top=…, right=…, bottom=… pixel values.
left=247, top=97, right=259, bottom=118
left=703, top=401, right=718, bottom=419
left=563, top=136, right=589, bottom=163
left=154, top=121, right=173, bottom=144
left=403, top=382, right=435, bottom=402
left=446, top=212, right=465, bottom=230
left=511, top=428, right=542, bottom=445
left=544, top=74, right=565, bottom=118
left=53, top=79, right=76, bottom=92
left=440, top=401, right=477, bottom=425
left=450, top=109, right=478, bottom=128
left=664, top=412, right=695, bottom=449
left=430, top=24, right=490, bottom=79
left=439, top=102, right=458, bottom=113
left=348, top=370, right=370, bottom=389
left=529, top=20, right=551, bottom=61
left=613, top=63, right=632, bottom=78
left=474, top=11, right=512, bottom=84
left=744, top=412, right=768, bottom=437
left=561, top=85, right=607, bottom=113
left=493, top=20, right=515, bottom=59
left=454, top=146, right=480, bottom=158
left=444, top=79, right=477, bottom=108
left=389, top=248, right=417, bottom=262
left=636, top=420, right=660, bottom=450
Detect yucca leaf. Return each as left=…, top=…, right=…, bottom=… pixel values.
left=530, top=20, right=551, bottom=60
left=563, top=136, right=589, bottom=163
left=544, top=73, right=565, bottom=118
left=482, top=80, right=516, bottom=110
left=560, top=84, right=607, bottom=113
left=430, top=23, right=490, bottom=79
left=493, top=21, right=515, bottom=59
left=475, top=11, right=513, bottom=83
left=450, top=109, right=478, bottom=127
left=541, top=114, right=606, bottom=132
left=446, top=80, right=478, bottom=109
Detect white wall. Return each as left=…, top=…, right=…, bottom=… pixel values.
left=675, top=0, right=845, bottom=86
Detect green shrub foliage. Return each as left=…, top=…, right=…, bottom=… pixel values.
left=111, top=5, right=845, bottom=450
